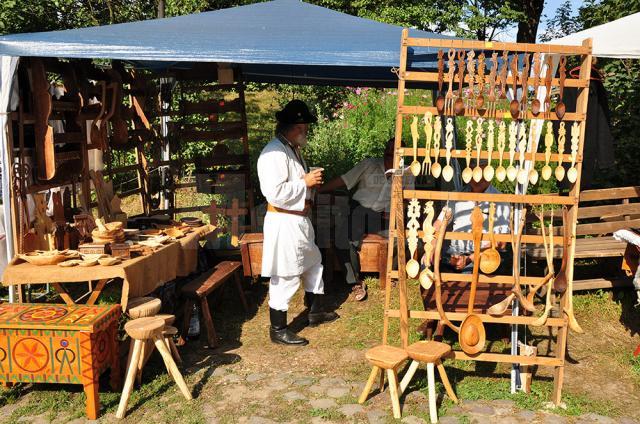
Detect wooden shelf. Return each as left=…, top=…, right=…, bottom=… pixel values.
left=398, top=105, right=585, bottom=122
left=387, top=309, right=566, bottom=329
left=402, top=70, right=588, bottom=89
left=402, top=189, right=577, bottom=205
left=404, top=36, right=591, bottom=56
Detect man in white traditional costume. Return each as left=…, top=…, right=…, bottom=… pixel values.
left=257, top=100, right=339, bottom=346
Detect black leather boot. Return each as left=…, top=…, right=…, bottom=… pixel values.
left=305, top=292, right=339, bottom=327
left=269, top=308, right=308, bottom=346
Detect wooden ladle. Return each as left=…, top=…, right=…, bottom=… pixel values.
left=459, top=206, right=487, bottom=355
left=462, top=120, right=474, bottom=184
left=419, top=201, right=436, bottom=289
left=541, top=121, right=554, bottom=180
left=506, top=121, right=518, bottom=182
left=510, top=208, right=536, bottom=312
left=553, top=206, right=570, bottom=294
left=495, top=121, right=507, bottom=182
left=406, top=198, right=421, bottom=278
left=472, top=118, right=484, bottom=182
left=410, top=116, right=422, bottom=176
left=435, top=49, right=446, bottom=114
left=433, top=208, right=461, bottom=333
left=442, top=118, right=455, bottom=182
left=484, top=120, right=495, bottom=181
left=509, top=54, right=520, bottom=120
left=532, top=207, right=555, bottom=327
left=480, top=203, right=500, bottom=274
left=422, top=112, right=433, bottom=175
left=567, top=121, right=580, bottom=183
left=454, top=50, right=466, bottom=116
left=431, top=116, right=442, bottom=178
left=555, top=122, right=566, bottom=181
left=555, top=56, right=567, bottom=120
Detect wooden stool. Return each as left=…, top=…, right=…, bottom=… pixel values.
left=399, top=341, right=459, bottom=423
left=116, top=317, right=192, bottom=419
left=180, top=261, right=248, bottom=347
left=126, top=297, right=162, bottom=319
left=358, top=345, right=409, bottom=418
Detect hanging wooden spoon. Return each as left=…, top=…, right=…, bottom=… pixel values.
left=459, top=206, right=487, bottom=355
left=510, top=208, right=536, bottom=312
left=409, top=116, right=422, bottom=176
left=541, top=121, right=554, bottom=180
left=466, top=50, right=477, bottom=113
left=517, top=121, right=528, bottom=185
left=528, top=122, right=540, bottom=185
left=433, top=208, right=461, bottom=333
left=472, top=118, right=484, bottom=182
left=454, top=50, right=466, bottom=116
left=484, top=120, right=495, bottom=181
left=442, top=118, right=455, bottom=182
left=532, top=207, right=555, bottom=326
left=555, top=122, right=566, bottom=181
left=506, top=121, right=518, bottom=182
left=406, top=198, right=421, bottom=278
left=435, top=50, right=446, bottom=114
left=419, top=201, right=436, bottom=289
left=544, top=55, right=554, bottom=119
left=509, top=54, right=520, bottom=120
left=555, top=55, right=567, bottom=120
left=499, top=51, right=509, bottom=101
left=445, top=49, right=456, bottom=116
left=487, top=52, right=499, bottom=118
left=554, top=206, right=569, bottom=294
left=567, top=121, right=580, bottom=183
left=495, top=121, right=507, bottom=182
left=480, top=202, right=501, bottom=274
left=422, top=112, right=433, bottom=175
left=462, top=120, right=474, bottom=184
left=531, top=53, right=543, bottom=116
left=431, top=116, right=443, bottom=178
left=476, top=52, right=486, bottom=115
left=520, top=53, right=531, bottom=117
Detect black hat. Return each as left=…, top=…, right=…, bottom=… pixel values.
left=275, top=100, right=317, bottom=124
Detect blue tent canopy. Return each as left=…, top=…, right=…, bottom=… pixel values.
left=0, top=0, right=454, bottom=86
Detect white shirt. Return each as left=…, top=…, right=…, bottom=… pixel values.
left=257, top=138, right=322, bottom=277
left=341, top=158, right=414, bottom=213
left=440, top=185, right=511, bottom=256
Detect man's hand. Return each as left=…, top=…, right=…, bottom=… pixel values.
left=304, top=169, right=324, bottom=188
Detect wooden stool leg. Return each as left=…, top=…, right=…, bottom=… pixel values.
left=233, top=270, right=249, bottom=313
left=168, top=337, right=182, bottom=364
left=436, top=360, right=458, bottom=404
left=427, top=362, right=437, bottom=424
left=399, top=360, right=420, bottom=395
left=387, top=369, right=402, bottom=419
left=153, top=335, right=193, bottom=400
left=378, top=368, right=385, bottom=391
left=179, top=298, right=194, bottom=346
left=116, top=339, right=144, bottom=419
left=136, top=339, right=155, bottom=385
left=358, top=366, right=380, bottom=404
left=124, top=338, right=135, bottom=378
left=200, top=296, right=218, bottom=348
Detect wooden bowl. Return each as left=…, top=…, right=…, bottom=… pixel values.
left=459, top=314, right=486, bottom=355
left=19, top=250, right=79, bottom=266
left=124, top=317, right=164, bottom=340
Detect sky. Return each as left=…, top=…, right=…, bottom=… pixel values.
left=496, top=0, right=584, bottom=41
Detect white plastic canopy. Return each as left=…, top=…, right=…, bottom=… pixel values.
left=546, top=12, right=640, bottom=58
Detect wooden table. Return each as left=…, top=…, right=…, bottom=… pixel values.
left=2, top=225, right=216, bottom=309
left=0, top=303, right=121, bottom=419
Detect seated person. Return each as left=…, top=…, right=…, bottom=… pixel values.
left=433, top=165, right=511, bottom=273
left=319, top=138, right=413, bottom=300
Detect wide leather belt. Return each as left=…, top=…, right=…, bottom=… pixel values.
left=267, top=202, right=311, bottom=217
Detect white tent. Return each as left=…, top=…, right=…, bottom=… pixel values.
left=547, top=12, right=640, bottom=58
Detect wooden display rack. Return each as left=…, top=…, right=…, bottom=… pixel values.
left=384, top=29, right=593, bottom=404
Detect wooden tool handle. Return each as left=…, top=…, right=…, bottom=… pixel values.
left=477, top=52, right=486, bottom=94
left=457, top=50, right=466, bottom=95
left=434, top=208, right=460, bottom=333
left=511, top=55, right=519, bottom=94
left=559, top=56, right=567, bottom=97
left=437, top=49, right=445, bottom=93
left=469, top=206, right=484, bottom=314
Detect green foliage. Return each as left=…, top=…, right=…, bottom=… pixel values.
left=304, top=88, right=396, bottom=179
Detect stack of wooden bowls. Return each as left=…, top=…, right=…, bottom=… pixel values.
left=91, top=219, right=125, bottom=244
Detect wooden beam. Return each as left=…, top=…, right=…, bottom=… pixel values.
left=402, top=190, right=577, bottom=205
left=580, top=186, right=640, bottom=202
left=386, top=309, right=566, bottom=327
left=404, top=36, right=591, bottom=55
left=399, top=105, right=584, bottom=122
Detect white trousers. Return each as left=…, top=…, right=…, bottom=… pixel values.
left=269, top=261, right=324, bottom=311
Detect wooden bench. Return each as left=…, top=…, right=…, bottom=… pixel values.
left=527, top=186, right=640, bottom=291
left=239, top=232, right=389, bottom=284
left=180, top=260, right=249, bottom=347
